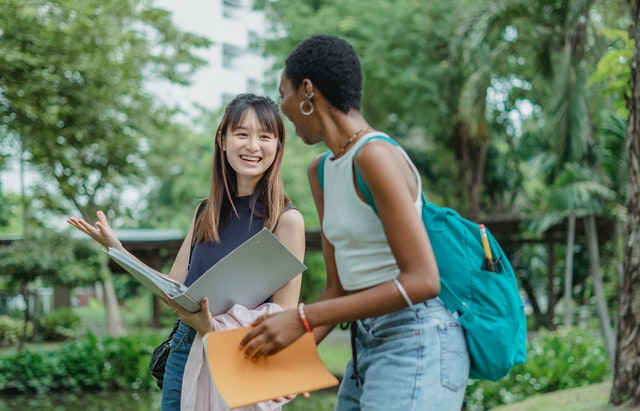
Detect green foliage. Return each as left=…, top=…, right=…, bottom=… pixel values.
left=280, top=124, right=326, bottom=228
left=0, top=0, right=212, bottom=223
left=0, top=332, right=162, bottom=393
left=0, top=316, right=32, bottom=347
left=139, top=108, right=217, bottom=230
left=0, top=192, right=20, bottom=234
left=588, top=28, right=633, bottom=117
left=286, top=389, right=337, bottom=411
left=37, top=308, right=81, bottom=342
left=256, top=0, right=476, bottom=208
left=465, top=328, right=611, bottom=410
left=299, top=252, right=327, bottom=303
left=522, top=162, right=616, bottom=233
left=0, top=232, right=102, bottom=291
left=0, top=237, right=71, bottom=292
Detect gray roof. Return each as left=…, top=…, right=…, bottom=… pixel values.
left=113, top=229, right=185, bottom=242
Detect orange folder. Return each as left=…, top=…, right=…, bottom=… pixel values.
left=203, top=327, right=339, bottom=409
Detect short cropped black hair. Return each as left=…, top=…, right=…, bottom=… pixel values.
left=284, top=35, right=362, bottom=114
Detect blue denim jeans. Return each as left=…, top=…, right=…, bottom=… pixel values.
left=335, top=297, right=469, bottom=411
left=161, top=321, right=197, bottom=411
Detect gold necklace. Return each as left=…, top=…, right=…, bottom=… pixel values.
left=333, top=126, right=372, bottom=159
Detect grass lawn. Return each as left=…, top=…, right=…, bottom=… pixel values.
left=492, top=381, right=617, bottom=411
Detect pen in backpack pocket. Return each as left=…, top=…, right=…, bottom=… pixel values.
left=479, top=224, right=495, bottom=272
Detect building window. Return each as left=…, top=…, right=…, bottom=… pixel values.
left=248, top=30, right=261, bottom=51
left=222, top=0, right=242, bottom=19
left=222, top=43, right=242, bottom=70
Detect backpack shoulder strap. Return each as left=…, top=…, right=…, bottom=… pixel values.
left=352, top=135, right=412, bottom=215
left=317, top=151, right=333, bottom=191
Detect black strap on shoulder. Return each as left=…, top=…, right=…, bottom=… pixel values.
left=188, top=200, right=208, bottom=266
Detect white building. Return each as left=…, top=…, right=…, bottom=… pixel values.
left=153, top=0, right=273, bottom=113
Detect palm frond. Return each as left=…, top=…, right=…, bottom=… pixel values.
left=548, top=45, right=592, bottom=167
left=600, top=112, right=628, bottom=195
left=522, top=162, right=615, bottom=233
left=457, top=67, right=491, bottom=144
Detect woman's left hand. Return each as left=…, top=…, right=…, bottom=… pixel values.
left=239, top=308, right=306, bottom=360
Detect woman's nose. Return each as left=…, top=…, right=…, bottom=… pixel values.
left=246, top=136, right=260, bottom=151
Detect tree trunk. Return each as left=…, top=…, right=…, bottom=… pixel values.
left=585, top=215, right=615, bottom=366
left=53, top=286, right=72, bottom=309
left=468, top=143, right=488, bottom=221
left=101, top=265, right=125, bottom=337
left=545, top=232, right=557, bottom=330
left=18, top=283, right=29, bottom=352
left=611, top=1, right=640, bottom=406
left=564, top=215, right=576, bottom=327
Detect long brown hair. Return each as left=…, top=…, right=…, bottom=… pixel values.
left=193, top=94, right=288, bottom=243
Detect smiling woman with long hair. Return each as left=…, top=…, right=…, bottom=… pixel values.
left=69, top=93, right=305, bottom=411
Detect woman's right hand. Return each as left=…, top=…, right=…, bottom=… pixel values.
left=166, top=297, right=215, bottom=336
left=67, top=210, right=123, bottom=250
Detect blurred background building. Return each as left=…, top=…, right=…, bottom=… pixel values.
left=153, top=0, right=272, bottom=114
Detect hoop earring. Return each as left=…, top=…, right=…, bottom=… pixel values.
left=300, top=91, right=314, bottom=116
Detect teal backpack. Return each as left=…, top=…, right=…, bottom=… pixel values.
left=318, top=134, right=527, bottom=381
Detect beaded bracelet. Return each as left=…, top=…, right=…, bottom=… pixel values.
left=297, top=303, right=312, bottom=333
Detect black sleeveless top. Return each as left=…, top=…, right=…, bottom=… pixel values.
left=183, top=196, right=292, bottom=288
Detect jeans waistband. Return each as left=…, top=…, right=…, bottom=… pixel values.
left=176, top=320, right=198, bottom=339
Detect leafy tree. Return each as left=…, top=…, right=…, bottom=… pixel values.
left=458, top=0, right=622, bottom=352
left=256, top=0, right=480, bottom=210
left=0, top=0, right=212, bottom=335
left=0, top=232, right=100, bottom=349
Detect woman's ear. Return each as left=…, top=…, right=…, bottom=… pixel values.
left=302, top=78, right=315, bottom=97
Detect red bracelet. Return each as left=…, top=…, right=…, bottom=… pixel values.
left=297, top=303, right=312, bottom=333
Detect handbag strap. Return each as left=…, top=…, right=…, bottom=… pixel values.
left=188, top=200, right=207, bottom=269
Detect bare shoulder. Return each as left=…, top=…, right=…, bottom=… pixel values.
left=307, top=152, right=327, bottom=179
left=274, top=207, right=305, bottom=258
left=276, top=207, right=305, bottom=233
left=354, top=138, right=406, bottom=175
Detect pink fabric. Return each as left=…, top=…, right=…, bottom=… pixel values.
left=180, top=303, right=290, bottom=411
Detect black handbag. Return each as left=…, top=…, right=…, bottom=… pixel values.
left=149, top=320, right=180, bottom=389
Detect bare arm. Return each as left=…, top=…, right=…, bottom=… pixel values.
left=69, top=207, right=198, bottom=302
left=308, top=154, right=349, bottom=345
left=271, top=208, right=305, bottom=310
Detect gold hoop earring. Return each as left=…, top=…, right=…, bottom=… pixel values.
left=300, top=91, right=314, bottom=116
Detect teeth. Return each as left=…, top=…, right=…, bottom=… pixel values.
left=241, top=155, right=260, bottom=162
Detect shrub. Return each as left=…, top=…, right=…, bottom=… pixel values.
left=464, top=327, right=611, bottom=410
left=37, top=308, right=82, bottom=342
left=0, top=316, right=32, bottom=347
left=0, top=331, right=164, bottom=393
